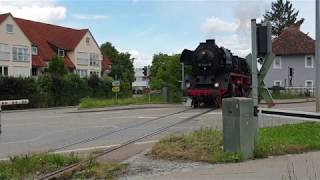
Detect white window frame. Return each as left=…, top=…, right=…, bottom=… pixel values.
left=89, top=53, right=100, bottom=67
left=58, top=49, right=65, bottom=57
left=32, top=46, right=38, bottom=55
left=76, top=69, right=88, bottom=78
left=274, top=80, right=281, bottom=86
left=6, top=24, right=13, bottom=33
left=305, top=55, right=314, bottom=68
left=273, top=57, right=282, bottom=69
left=0, top=66, right=8, bottom=76
left=305, top=80, right=313, bottom=88
left=12, top=46, right=29, bottom=62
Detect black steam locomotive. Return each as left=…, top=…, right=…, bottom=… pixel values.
left=180, top=39, right=251, bottom=108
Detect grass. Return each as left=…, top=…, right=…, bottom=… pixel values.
left=255, top=122, right=320, bottom=158
left=0, top=153, right=128, bottom=180
left=79, top=95, right=164, bottom=109
left=150, top=128, right=242, bottom=163
left=151, top=122, right=320, bottom=163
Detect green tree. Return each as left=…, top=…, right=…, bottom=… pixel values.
left=150, top=53, right=182, bottom=102
left=100, top=42, right=135, bottom=97
left=47, top=56, right=68, bottom=76
left=45, top=56, right=68, bottom=106
left=263, top=0, right=304, bottom=36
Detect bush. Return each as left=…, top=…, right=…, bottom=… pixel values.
left=0, top=77, right=38, bottom=109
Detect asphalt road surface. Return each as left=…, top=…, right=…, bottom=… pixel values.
left=0, top=102, right=315, bottom=159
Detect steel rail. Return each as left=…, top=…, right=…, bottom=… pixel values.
left=37, top=108, right=213, bottom=180
left=48, top=108, right=192, bottom=152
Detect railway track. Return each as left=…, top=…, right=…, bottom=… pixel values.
left=38, top=108, right=213, bottom=179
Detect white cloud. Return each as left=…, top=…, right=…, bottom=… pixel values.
left=216, top=34, right=251, bottom=57
left=0, top=0, right=66, bottom=23
left=73, top=14, right=109, bottom=20
left=128, top=50, right=152, bottom=68
left=200, top=16, right=239, bottom=36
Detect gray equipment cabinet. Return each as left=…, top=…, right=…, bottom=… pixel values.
left=222, top=97, right=256, bottom=160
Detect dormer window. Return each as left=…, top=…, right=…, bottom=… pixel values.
left=58, top=49, right=65, bottom=57
left=86, top=37, right=90, bottom=45
left=6, top=24, right=13, bottom=33
left=32, top=46, right=38, bottom=55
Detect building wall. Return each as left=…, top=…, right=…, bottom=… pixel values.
left=132, top=68, right=148, bottom=91
left=264, top=55, right=315, bottom=88
left=0, top=15, right=32, bottom=77
left=70, top=31, right=102, bottom=77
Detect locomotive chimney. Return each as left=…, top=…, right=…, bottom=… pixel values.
left=206, top=39, right=215, bottom=44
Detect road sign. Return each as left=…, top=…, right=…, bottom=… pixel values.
left=112, top=81, right=120, bottom=87
left=112, top=86, right=120, bottom=92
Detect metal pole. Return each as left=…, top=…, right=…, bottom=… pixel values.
left=251, top=19, right=259, bottom=143
left=316, top=0, right=320, bottom=112
left=0, top=106, right=2, bottom=135
left=251, top=19, right=258, bottom=107
left=181, top=63, right=185, bottom=90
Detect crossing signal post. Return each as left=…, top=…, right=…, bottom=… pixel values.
left=249, top=19, right=274, bottom=143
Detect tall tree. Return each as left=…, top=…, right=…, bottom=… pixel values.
left=263, top=0, right=304, bottom=36
left=100, top=42, right=135, bottom=97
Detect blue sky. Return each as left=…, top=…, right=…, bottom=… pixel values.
left=0, top=0, right=316, bottom=67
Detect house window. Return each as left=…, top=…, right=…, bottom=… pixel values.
left=273, top=57, right=282, bottom=69
left=0, top=43, right=10, bottom=60
left=12, top=46, right=29, bottom=62
left=86, top=37, right=90, bottom=45
left=90, top=70, right=99, bottom=76
left=90, top=53, right=100, bottom=67
left=0, top=66, right=8, bottom=76
left=32, top=68, right=37, bottom=76
left=6, top=24, right=13, bottom=33
left=305, top=56, right=314, bottom=68
left=58, top=49, right=65, bottom=57
left=76, top=52, right=89, bottom=65
left=32, top=46, right=38, bottom=55
left=76, top=69, right=87, bottom=78
left=274, top=80, right=281, bottom=87
left=305, top=80, right=313, bottom=88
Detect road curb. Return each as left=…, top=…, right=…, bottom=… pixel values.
left=69, top=104, right=185, bottom=113
left=2, top=106, right=77, bottom=113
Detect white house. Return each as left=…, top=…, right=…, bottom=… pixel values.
left=0, top=13, right=111, bottom=78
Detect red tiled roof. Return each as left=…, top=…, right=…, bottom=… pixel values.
left=64, top=56, right=75, bottom=69
left=0, top=13, right=10, bottom=24
left=101, top=55, right=112, bottom=72
left=32, top=55, right=46, bottom=67
left=272, top=26, right=315, bottom=56
left=13, top=17, right=88, bottom=68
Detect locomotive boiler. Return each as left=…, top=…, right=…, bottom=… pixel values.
left=180, top=39, right=251, bottom=108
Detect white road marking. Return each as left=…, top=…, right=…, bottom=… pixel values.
left=138, top=116, right=158, bottom=119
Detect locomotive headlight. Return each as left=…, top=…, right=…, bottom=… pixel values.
left=186, top=82, right=191, bottom=88
left=214, top=82, right=219, bottom=88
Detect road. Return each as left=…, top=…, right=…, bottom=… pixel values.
left=0, top=101, right=315, bottom=160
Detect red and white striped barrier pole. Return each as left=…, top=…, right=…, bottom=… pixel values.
left=0, top=99, right=29, bottom=134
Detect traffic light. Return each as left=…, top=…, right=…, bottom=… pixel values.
left=289, top=67, right=294, bottom=77
left=256, top=22, right=272, bottom=58
left=143, top=66, right=148, bottom=76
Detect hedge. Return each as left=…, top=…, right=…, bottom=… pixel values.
left=0, top=74, right=114, bottom=110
